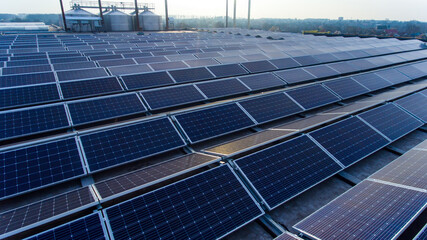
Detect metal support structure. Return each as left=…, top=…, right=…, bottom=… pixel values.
left=233, top=0, right=237, bottom=27
left=257, top=215, right=287, bottom=237
left=165, top=0, right=169, bottom=30
left=134, top=0, right=140, bottom=31
left=225, top=0, right=229, bottom=28
left=337, top=171, right=361, bottom=186
left=247, top=0, right=251, bottom=29
left=97, top=0, right=104, bottom=23
left=59, top=0, right=68, bottom=30
left=385, top=145, right=405, bottom=155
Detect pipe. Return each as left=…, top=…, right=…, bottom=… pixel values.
left=98, top=0, right=104, bottom=23
left=59, top=0, right=67, bottom=31
left=233, top=0, right=236, bottom=27
left=247, top=0, right=251, bottom=29
left=226, top=0, right=229, bottom=28
left=165, top=0, right=169, bottom=30
left=134, top=0, right=140, bottom=31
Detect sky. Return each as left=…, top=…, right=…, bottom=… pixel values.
left=3, top=0, right=427, bottom=22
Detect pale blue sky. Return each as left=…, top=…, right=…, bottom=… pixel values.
left=3, top=0, right=427, bottom=21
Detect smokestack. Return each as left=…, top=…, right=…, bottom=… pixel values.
left=165, top=0, right=169, bottom=30
left=247, top=0, right=251, bottom=29
left=98, top=0, right=104, bottom=23
left=233, top=0, right=236, bottom=27
left=134, top=0, right=140, bottom=31
left=226, top=0, right=229, bottom=28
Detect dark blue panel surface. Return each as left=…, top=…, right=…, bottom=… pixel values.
left=241, top=60, right=277, bottom=73
left=134, top=56, right=168, bottom=64
left=49, top=56, right=88, bottom=64
left=323, top=77, right=369, bottom=100
left=309, top=117, right=389, bottom=167
left=0, top=72, right=55, bottom=88
left=149, top=61, right=188, bottom=71
left=7, top=59, right=49, bottom=67
left=374, top=69, right=411, bottom=85
left=56, top=68, right=108, bottom=82
left=394, top=93, right=427, bottom=123
left=196, top=78, right=250, bottom=99
left=0, top=138, right=84, bottom=199
left=274, top=69, right=316, bottom=84
left=292, top=55, right=320, bottom=66
left=304, top=65, right=340, bottom=78
left=60, top=77, right=123, bottom=100
left=352, top=73, right=392, bottom=91
left=168, top=67, right=214, bottom=83
left=269, top=57, right=301, bottom=70
left=174, top=103, right=255, bottom=143
left=0, top=84, right=60, bottom=110
left=53, top=61, right=97, bottom=71
left=105, top=165, right=263, bottom=240
left=207, top=64, right=248, bottom=78
left=238, top=93, right=303, bottom=124
left=121, top=71, right=174, bottom=90
left=395, top=65, right=427, bottom=79
left=285, top=84, right=340, bottom=110
left=238, top=73, right=286, bottom=91
left=141, top=85, right=205, bottom=110
left=80, top=117, right=185, bottom=172
left=235, top=135, right=342, bottom=209
left=2, top=65, right=52, bottom=75
left=0, top=104, right=70, bottom=140
left=328, top=62, right=359, bottom=74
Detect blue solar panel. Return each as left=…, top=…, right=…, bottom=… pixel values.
left=309, top=117, right=389, bottom=167
left=174, top=103, right=255, bottom=143
left=7, top=59, right=49, bottom=67
left=89, top=54, right=123, bottom=61
left=149, top=61, right=188, bottom=71
left=348, top=59, right=377, bottom=70
left=2, top=65, right=52, bottom=75
left=238, top=72, right=286, bottom=91
left=0, top=84, right=60, bottom=110
left=274, top=68, right=316, bottom=84
left=328, top=62, right=360, bottom=74
left=0, top=138, right=84, bottom=199
left=312, top=53, right=340, bottom=63
left=25, top=213, right=106, bottom=240
left=395, top=65, right=427, bottom=79
left=207, top=64, right=248, bottom=78
left=303, top=65, right=340, bottom=78
left=374, top=69, right=411, bottom=85
left=0, top=104, right=70, bottom=141
left=121, top=71, right=174, bottom=90
left=238, top=93, right=304, bottom=124
left=292, top=55, right=320, bottom=66
left=134, top=56, right=168, bottom=64
left=49, top=56, right=88, bottom=64
left=56, top=68, right=109, bottom=82
left=323, top=77, right=370, bottom=100
left=97, top=58, right=136, bottom=67
left=285, top=84, right=340, bottom=110
left=352, top=73, right=392, bottom=91
left=140, top=85, right=206, bottom=110
left=235, top=135, right=342, bottom=209
left=358, top=104, right=423, bottom=141
left=394, top=93, right=427, bottom=123
left=68, top=93, right=146, bottom=125
left=195, top=78, right=250, bottom=99
left=53, top=61, right=97, bottom=71
left=168, top=67, right=215, bottom=83
left=80, top=117, right=185, bottom=172
left=241, top=60, right=277, bottom=73
left=104, top=165, right=263, bottom=240
left=184, top=58, right=219, bottom=67
left=331, top=51, right=355, bottom=60
left=60, top=77, right=123, bottom=100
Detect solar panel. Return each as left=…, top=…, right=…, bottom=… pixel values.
left=168, top=67, right=215, bottom=83
left=89, top=54, right=123, bottom=61
left=104, top=165, right=263, bottom=240
left=184, top=58, right=219, bottom=67
left=25, top=213, right=107, bottom=240
left=0, top=104, right=70, bottom=141
left=274, top=68, right=316, bottom=84
left=374, top=68, right=412, bottom=85
left=303, top=65, right=340, bottom=78
left=134, top=56, right=168, bottom=64
left=140, top=84, right=206, bottom=110
left=97, top=58, right=135, bottom=67
left=285, top=84, right=340, bottom=110
left=352, top=73, right=392, bottom=91
left=241, top=60, right=277, bottom=73
left=215, top=55, right=247, bottom=64
left=79, top=117, right=185, bottom=172
left=174, top=103, right=256, bottom=143
left=68, top=93, right=146, bottom=125
left=358, top=104, right=423, bottom=141
left=328, top=61, right=360, bottom=74
left=235, top=135, right=342, bottom=209
left=2, top=65, right=52, bottom=75
left=49, top=56, right=88, bottom=64
left=238, top=92, right=304, bottom=124
left=294, top=180, right=427, bottom=240
left=60, top=77, right=123, bottom=100
left=394, top=93, right=427, bottom=123
left=414, top=224, right=427, bottom=240
left=331, top=51, right=355, bottom=60
left=347, top=59, right=377, bottom=70
left=0, top=137, right=84, bottom=199
left=395, top=65, right=427, bottom=79
left=56, top=68, right=109, bottom=82
left=108, top=64, right=152, bottom=75
left=292, top=55, right=320, bottom=66
left=207, top=63, right=248, bottom=78
left=238, top=72, right=286, bottom=90
left=309, top=117, right=389, bottom=167
left=366, top=56, right=393, bottom=67
left=53, top=61, right=97, bottom=71
left=95, top=153, right=219, bottom=200
left=122, top=52, right=152, bottom=58
left=312, top=53, right=340, bottom=63
left=0, top=84, right=60, bottom=110
left=7, top=59, right=49, bottom=67
left=149, top=60, right=188, bottom=71
left=323, top=77, right=370, bottom=99
left=196, top=78, right=250, bottom=99
left=121, top=71, right=174, bottom=90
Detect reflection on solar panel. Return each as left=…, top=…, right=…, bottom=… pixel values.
left=235, top=135, right=342, bottom=209
left=60, top=77, right=123, bottom=100
left=95, top=153, right=219, bottom=200
left=323, top=77, right=369, bottom=99
left=292, top=55, right=320, bottom=66
left=196, top=78, right=250, bottom=99
left=304, top=65, right=340, bottom=78
left=134, top=56, right=168, bottom=64
left=56, top=68, right=109, bottom=82
left=2, top=65, right=52, bottom=75
left=168, top=67, right=214, bottom=83
left=0, top=187, right=95, bottom=238
left=0, top=84, right=60, bottom=110
left=184, top=58, right=219, bottom=67
left=328, top=61, right=359, bottom=74
left=208, top=63, right=248, bottom=78
left=25, top=213, right=106, bottom=240
left=97, top=58, right=135, bottom=67
left=0, top=138, right=84, bottom=199
left=68, top=93, right=146, bottom=125
left=309, top=117, right=389, bottom=167
left=358, top=104, right=423, bottom=141
left=0, top=104, right=70, bottom=141
left=104, top=165, right=263, bottom=240
left=149, top=60, right=188, bottom=71
left=108, top=64, right=152, bottom=75
left=294, top=181, right=427, bottom=240
left=285, top=84, right=340, bottom=110
left=394, top=93, right=427, bottom=122
left=238, top=72, right=286, bottom=90
left=241, top=60, right=277, bottom=73
left=238, top=93, right=303, bottom=124
left=274, top=68, right=316, bottom=84
left=121, top=71, right=174, bottom=90
left=352, top=73, right=392, bottom=91
left=395, top=65, right=427, bottom=79
left=80, top=117, right=185, bottom=172
left=312, top=53, right=340, bottom=63
left=140, top=85, right=205, bottom=110
left=174, top=103, right=255, bottom=143
left=331, top=51, right=355, bottom=60
left=374, top=68, right=412, bottom=85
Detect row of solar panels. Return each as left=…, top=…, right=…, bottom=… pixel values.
left=294, top=139, right=427, bottom=240
left=3, top=92, right=425, bottom=240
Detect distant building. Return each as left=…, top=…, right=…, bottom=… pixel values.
left=338, top=17, right=344, bottom=21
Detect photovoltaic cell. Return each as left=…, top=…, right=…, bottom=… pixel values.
left=207, top=63, right=248, bottom=78
left=184, top=58, right=219, bottom=67
left=53, top=61, right=97, bottom=71
left=134, top=56, right=168, bottom=64
left=241, top=60, right=277, bottom=73
left=0, top=138, right=84, bottom=199
left=108, top=64, right=152, bottom=76
left=312, top=53, right=340, bottom=63
left=80, top=117, right=185, bottom=172
left=348, top=59, right=377, bottom=70
left=309, top=117, right=389, bottom=167
left=104, top=165, right=263, bottom=240
left=294, top=181, right=427, bottom=240
left=0, top=84, right=60, bottom=110
left=56, top=68, right=109, bottom=82
left=394, top=93, right=427, bottom=122
left=140, top=85, right=206, bottom=110
left=395, top=65, right=427, bottom=79
left=374, top=69, right=411, bottom=85
left=174, top=103, right=255, bottom=143
left=285, top=84, right=340, bottom=110
left=238, top=93, right=303, bottom=124
left=149, top=61, right=188, bottom=71
left=238, top=73, right=286, bottom=90
left=235, top=135, right=342, bottom=209
left=269, top=58, right=301, bottom=70
left=49, top=56, right=88, bottom=64
left=323, top=77, right=369, bottom=100
left=97, top=58, right=135, bottom=67
left=292, top=55, right=320, bottom=66
left=60, top=77, right=123, bottom=100
left=196, top=78, right=250, bottom=99
left=121, top=71, right=174, bottom=90
left=168, top=67, right=214, bottom=83
left=358, top=104, right=423, bottom=141
left=274, top=68, right=316, bottom=84
left=2, top=65, right=52, bottom=75
left=303, top=65, right=340, bottom=78
left=7, top=59, right=49, bottom=67
left=328, top=62, right=360, bottom=74
left=352, top=73, right=392, bottom=91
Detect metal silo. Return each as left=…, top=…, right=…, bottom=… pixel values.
left=104, top=7, right=133, bottom=32
left=139, top=10, right=162, bottom=31
left=63, top=5, right=101, bottom=32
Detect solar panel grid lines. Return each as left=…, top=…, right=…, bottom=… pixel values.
left=395, top=64, right=427, bottom=79
left=352, top=72, right=393, bottom=92
left=59, top=76, right=124, bottom=100
left=322, top=77, right=370, bottom=100
left=0, top=83, right=60, bottom=110
left=103, top=164, right=264, bottom=240
left=285, top=84, right=341, bottom=110
left=374, top=68, right=412, bottom=85
left=293, top=180, right=427, bottom=240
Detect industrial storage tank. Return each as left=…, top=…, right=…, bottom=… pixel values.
left=63, top=5, right=101, bottom=32
left=136, top=9, right=162, bottom=31
left=104, top=7, right=133, bottom=32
